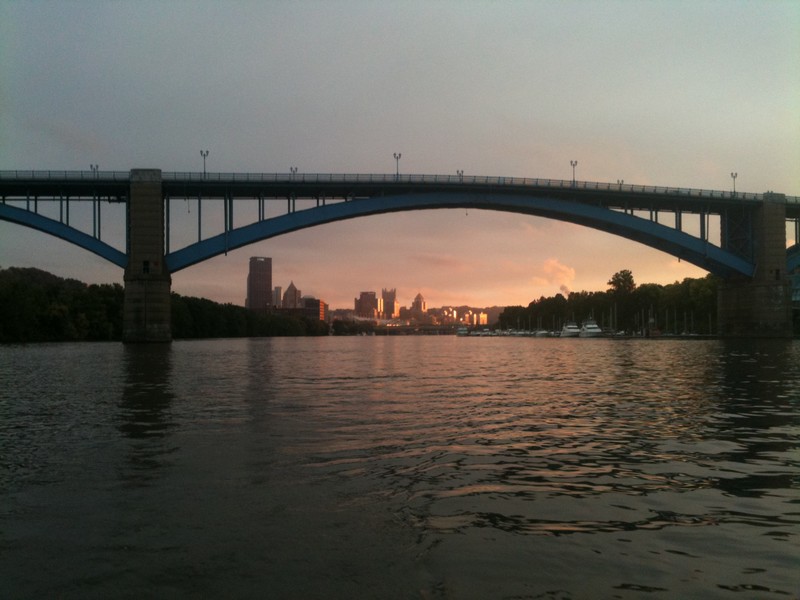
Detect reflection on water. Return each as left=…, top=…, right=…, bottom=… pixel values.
left=119, top=344, right=175, bottom=438
left=118, top=344, right=177, bottom=486
left=711, top=340, right=800, bottom=501
left=1, top=337, right=798, bottom=599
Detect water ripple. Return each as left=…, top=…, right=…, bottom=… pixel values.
left=2, top=337, right=799, bottom=599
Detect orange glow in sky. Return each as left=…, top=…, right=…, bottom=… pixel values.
left=1, top=1, right=798, bottom=309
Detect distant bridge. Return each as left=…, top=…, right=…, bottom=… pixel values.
left=1, top=169, right=797, bottom=340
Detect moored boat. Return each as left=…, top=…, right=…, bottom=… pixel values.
left=560, top=321, right=580, bottom=337
left=579, top=318, right=603, bottom=337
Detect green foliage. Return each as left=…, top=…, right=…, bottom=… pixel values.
left=608, top=269, right=636, bottom=295
left=498, top=271, right=721, bottom=335
left=331, top=319, right=375, bottom=335
left=169, top=293, right=329, bottom=338
left=0, top=267, right=124, bottom=342
left=0, top=267, right=329, bottom=343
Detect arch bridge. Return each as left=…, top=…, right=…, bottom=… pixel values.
left=1, top=168, right=798, bottom=340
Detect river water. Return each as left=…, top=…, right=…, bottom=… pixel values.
left=1, top=337, right=798, bottom=599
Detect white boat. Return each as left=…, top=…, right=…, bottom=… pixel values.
left=579, top=319, right=603, bottom=338
left=560, top=321, right=580, bottom=337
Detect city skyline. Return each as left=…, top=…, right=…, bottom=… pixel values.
left=1, top=1, right=797, bottom=309
left=247, top=254, right=495, bottom=313
left=266, top=260, right=486, bottom=313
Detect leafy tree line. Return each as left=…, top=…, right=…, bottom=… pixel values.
left=329, top=319, right=376, bottom=336
left=0, top=267, right=328, bottom=343
left=171, top=294, right=329, bottom=338
left=498, top=270, right=722, bottom=335
left=0, top=266, right=124, bottom=342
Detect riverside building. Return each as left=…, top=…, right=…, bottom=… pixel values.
left=246, top=257, right=272, bottom=312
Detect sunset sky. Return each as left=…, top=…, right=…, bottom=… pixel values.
left=1, top=1, right=798, bottom=310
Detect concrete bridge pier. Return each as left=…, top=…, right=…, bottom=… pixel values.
left=718, top=194, right=792, bottom=338
left=123, top=169, right=172, bottom=342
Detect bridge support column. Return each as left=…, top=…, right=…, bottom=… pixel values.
left=123, top=169, right=171, bottom=342
left=718, top=194, right=791, bottom=338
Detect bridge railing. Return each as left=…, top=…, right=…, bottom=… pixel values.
left=162, top=171, right=779, bottom=201
left=0, top=170, right=131, bottom=181
left=1, top=170, right=797, bottom=203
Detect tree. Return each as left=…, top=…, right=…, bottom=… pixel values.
left=608, top=269, right=636, bottom=295
left=606, top=270, right=636, bottom=332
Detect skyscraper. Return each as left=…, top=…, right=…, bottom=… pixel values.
left=246, top=257, right=272, bottom=312
left=355, top=291, right=380, bottom=318
left=411, top=292, right=427, bottom=314
left=382, top=288, right=399, bottom=319
left=282, top=281, right=302, bottom=308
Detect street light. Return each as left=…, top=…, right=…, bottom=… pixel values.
left=570, top=160, right=578, bottom=186
left=90, top=164, right=98, bottom=178
left=201, top=150, right=209, bottom=178
left=394, top=152, right=402, bottom=180
left=290, top=166, right=298, bottom=181
left=730, top=172, right=738, bottom=196
left=617, top=179, right=624, bottom=190
left=457, top=169, right=464, bottom=182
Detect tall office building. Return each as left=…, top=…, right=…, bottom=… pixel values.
left=282, top=281, right=302, bottom=309
left=382, top=288, right=399, bottom=319
left=246, top=257, right=272, bottom=311
left=355, top=291, right=381, bottom=318
left=411, top=292, right=427, bottom=314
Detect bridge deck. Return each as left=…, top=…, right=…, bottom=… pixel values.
left=1, top=170, right=797, bottom=216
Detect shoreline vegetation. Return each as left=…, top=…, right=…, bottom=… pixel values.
left=498, top=269, right=722, bottom=337
left=1, top=267, right=797, bottom=343
left=0, top=267, right=328, bottom=343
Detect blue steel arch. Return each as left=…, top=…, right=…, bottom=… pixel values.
left=0, top=202, right=127, bottom=268
left=166, top=192, right=755, bottom=277
left=788, top=244, right=800, bottom=273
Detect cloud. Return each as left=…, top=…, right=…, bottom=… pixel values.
left=541, top=257, right=575, bottom=283
left=527, top=258, right=576, bottom=296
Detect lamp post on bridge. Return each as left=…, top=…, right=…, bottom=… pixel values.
left=394, top=153, right=401, bottom=181
left=457, top=169, right=464, bottom=183
left=617, top=179, right=624, bottom=190
left=570, top=160, right=578, bottom=187
left=731, top=172, right=737, bottom=196
left=290, top=166, right=298, bottom=181
left=90, top=164, right=98, bottom=178
left=200, top=150, right=209, bottom=178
